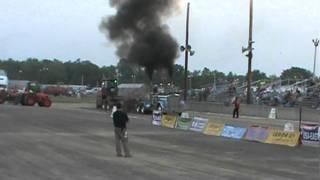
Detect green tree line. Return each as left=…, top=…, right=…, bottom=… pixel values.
left=0, top=58, right=313, bottom=88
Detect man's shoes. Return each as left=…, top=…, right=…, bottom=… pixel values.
left=116, top=154, right=123, bottom=157
left=124, top=154, right=132, bottom=158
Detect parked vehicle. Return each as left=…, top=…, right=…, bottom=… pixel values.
left=0, top=69, right=8, bottom=104
left=136, top=100, right=153, bottom=114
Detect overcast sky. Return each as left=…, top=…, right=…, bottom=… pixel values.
left=0, top=0, right=319, bottom=76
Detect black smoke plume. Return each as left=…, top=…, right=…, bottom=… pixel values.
left=100, top=0, right=180, bottom=78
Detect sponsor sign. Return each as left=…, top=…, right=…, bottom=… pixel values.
left=265, top=130, right=300, bottom=147
left=161, top=115, right=177, bottom=128
left=152, top=110, right=162, bottom=126
left=245, top=126, right=269, bottom=142
left=301, top=124, right=319, bottom=142
left=181, top=112, right=190, bottom=118
left=203, top=122, right=224, bottom=136
left=221, top=125, right=247, bottom=139
left=189, top=117, right=208, bottom=133
left=176, top=117, right=193, bottom=130
left=268, top=108, right=277, bottom=119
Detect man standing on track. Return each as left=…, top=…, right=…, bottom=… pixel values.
left=112, top=103, right=131, bottom=157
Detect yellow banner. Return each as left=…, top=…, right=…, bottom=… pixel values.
left=161, top=115, right=177, bottom=128
left=203, top=122, right=224, bottom=136
left=265, top=130, right=300, bottom=147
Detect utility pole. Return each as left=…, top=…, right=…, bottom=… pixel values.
left=183, top=2, right=190, bottom=102
left=242, top=0, right=254, bottom=104
left=81, top=74, right=84, bottom=86
left=312, top=38, right=319, bottom=80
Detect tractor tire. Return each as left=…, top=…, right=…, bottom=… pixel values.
left=0, top=91, right=6, bottom=104
left=41, top=98, right=52, bottom=107
left=136, top=106, right=141, bottom=113
left=26, top=95, right=36, bottom=106
left=0, top=96, right=5, bottom=104
left=20, top=94, right=26, bottom=105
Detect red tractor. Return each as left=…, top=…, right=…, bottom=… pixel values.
left=19, top=81, right=52, bottom=107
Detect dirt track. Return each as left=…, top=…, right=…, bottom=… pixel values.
left=0, top=103, right=318, bottom=180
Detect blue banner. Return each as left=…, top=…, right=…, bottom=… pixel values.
left=221, top=125, right=247, bottom=139
left=152, top=110, right=162, bottom=126
left=245, top=126, right=269, bottom=143
left=302, top=124, right=319, bottom=142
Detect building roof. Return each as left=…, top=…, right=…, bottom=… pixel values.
left=118, top=83, right=145, bottom=89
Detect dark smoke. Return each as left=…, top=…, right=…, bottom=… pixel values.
left=100, top=0, right=180, bottom=78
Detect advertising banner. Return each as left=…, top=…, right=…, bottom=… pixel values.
left=161, top=115, right=177, bottom=128
left=301, top=124, right=319, bottom=143
left=265, top=130, right=300, bottom=147
left=152, top=110, right=162, bottom=126
left=221, top=125, right=247, bottom=139
left=189, top=117, right=208, bottom=133
left=245, top=126, right=269, bottom=143
left=203, top=122, right=224, bottom=136
left=176, top=117, right=193, bottom=130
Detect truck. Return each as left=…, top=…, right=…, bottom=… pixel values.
left=0, top=69, right=8, bottom=104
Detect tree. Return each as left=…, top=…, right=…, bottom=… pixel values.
left=251, top=70, right=268, bottom=82
left=280, top=67, right=312, bottom=80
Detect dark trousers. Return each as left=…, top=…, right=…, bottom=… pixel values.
left=233, top=108, right=239, bottom=118
left=114, top=128, right=130, bottom=156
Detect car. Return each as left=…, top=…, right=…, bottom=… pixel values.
left=136, top=100, right=153, bottom=114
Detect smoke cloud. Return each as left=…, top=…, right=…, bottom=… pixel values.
left=100, top=0, right=181, bottom=78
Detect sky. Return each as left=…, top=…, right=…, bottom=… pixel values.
left=0, top=0, right=319, bottom=76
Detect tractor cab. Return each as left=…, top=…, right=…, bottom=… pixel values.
left=25, top=81, right=41, bottom=94
left=101, top=79, right=118, bottom=97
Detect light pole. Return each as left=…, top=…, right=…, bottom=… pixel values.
left=242, top=0, right=254, bottom=104
left=312, top=38, right=319, bottom=80
left=180, top=2, right=195, bottom=101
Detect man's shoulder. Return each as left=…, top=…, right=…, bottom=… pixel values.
left=115, top=110, right=127, bottom=115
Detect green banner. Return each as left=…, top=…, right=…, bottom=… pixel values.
left=176, top=117, right=193, bottom=130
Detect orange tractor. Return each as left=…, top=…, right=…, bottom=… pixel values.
left=18, top=82, right=52, bottom=107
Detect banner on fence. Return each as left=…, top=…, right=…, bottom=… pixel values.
left=161, top=115, right=177, bottom=128
left=245, top=126, right=269, bottom=143
left=221, top=125, right=247, bottom=139
left=176, top=117, right=193, bottom=130
left=268, top=108, right=277, bottom=119
left=152, top=110, right=162, bottom=126
left=265, top=130, right=300, bottom=147
left=203, top=122, right=224, bottom=136
left=301, top=124, right=319, bottom=142
left=189, top=117, right=208, bottom=132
